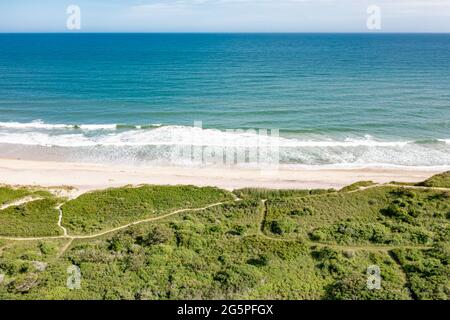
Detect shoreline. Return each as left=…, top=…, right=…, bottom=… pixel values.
left=0, top=158, right=444, bottom=194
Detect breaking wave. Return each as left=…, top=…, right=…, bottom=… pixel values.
left=0, top=121, right=449, bottom=168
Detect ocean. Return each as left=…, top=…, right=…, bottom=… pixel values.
left=0, top=33, right=449, bottom=168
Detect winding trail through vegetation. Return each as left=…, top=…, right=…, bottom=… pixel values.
left=2, top=182, right=445, bottom=300
left=384, top=184, right=450, bottom=192
left=58, top=238, right=73, bottom=257
left=255, top=199, right=433, bottom=251
left=0, top=183, right=447, bottom=250
left=56, top=204, right=68, bottom=236
left=0, top=201, right=231, bottom=242
left=73, top=201, right=230, bottom=239
left=0, top=196, right=43, bottom=211
left=352, top=184, right=450, bottom=193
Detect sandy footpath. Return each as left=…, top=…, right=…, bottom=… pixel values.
left=0, top=158, right=444, bottom=194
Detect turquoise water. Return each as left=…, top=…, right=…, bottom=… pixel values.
left=0, top=33, right=449, bottom=167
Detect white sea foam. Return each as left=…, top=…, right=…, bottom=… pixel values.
left=0, top=120, right=69, bottom=130
left=0, top=120, right=166, bottom=131
left=0, top=124, right=412, bottom=148
left=0, top=120, right=118, bottom=131
left=0, top=122, right=449, bottom=167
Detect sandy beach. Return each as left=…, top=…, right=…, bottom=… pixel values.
left=0, top=158, right=444, bottom=194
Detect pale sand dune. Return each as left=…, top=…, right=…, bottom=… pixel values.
left=0, top=158, right=443, bottom=194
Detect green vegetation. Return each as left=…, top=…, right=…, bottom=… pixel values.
left=62, top=185, right=234, bottom=235
left=0, top=187, right=31, bottom=206
left=0, top=198, right=63, bottom=237
left=233, top=188, right=334, bottom=200
left=0, top=201, right=410, bottom=300
left=0, top=186, right=51, bottom=206
left=312, top=246, right=410, bottom=300
left=0, top=187, right=62, bottom=237
left=417, top=171, right=450, bottom=188
left=264, top=187, right=394, bottom=240
left=339, top=181, right=375, bottom=193
left=264, top=187, right=449, bottom=247
left=391, top=244, right=449, bottom=300
left=0, top=173, right=449, bottom=300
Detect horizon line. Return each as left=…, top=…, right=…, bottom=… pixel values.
left=1, top=31, right=450, bottom=34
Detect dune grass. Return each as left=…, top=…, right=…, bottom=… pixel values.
left=0, top=172, right=449, bottom=300
left=61, top=185, right=234, bottom=235
left=416, top=171, right=450, bottom=188
left=0, top=198, right=62, bottom=237
left=233, top=188, right=335, bottom=201
left=0, top=200, right=411, bottom=300
left=0, top=187, right=31, bottom=206
left=0, top=187, right=51, bottom=207
left=0, top=186, right=62, bottom=237
left=391, top=244, right=449, bottom=300
left=264, top=186, right=449, bottom=246
left=339, top=181, right=375, bottom=193
left=264, top=186, right=394, bottom=239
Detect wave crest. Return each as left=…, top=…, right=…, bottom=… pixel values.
left=0, top=121, right=449, bottom=167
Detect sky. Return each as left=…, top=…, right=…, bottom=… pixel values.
left=1, top=0, right=450, bottom=32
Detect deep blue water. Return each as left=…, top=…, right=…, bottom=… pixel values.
left=0, top=33, right=449, bottom=167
